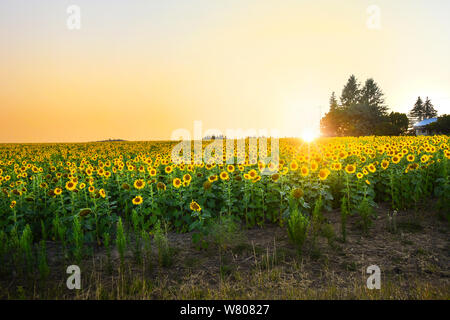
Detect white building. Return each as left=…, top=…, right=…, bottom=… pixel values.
left=413, top=118, right=437, bottom=136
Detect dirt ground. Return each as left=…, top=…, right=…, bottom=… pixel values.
left=1, top=202, right=449, bottom=299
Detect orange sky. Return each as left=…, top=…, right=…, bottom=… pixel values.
left=1, top=0, right=449, bottom=142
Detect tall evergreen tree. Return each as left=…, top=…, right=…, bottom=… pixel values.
left=359, top=78, right=388, bottom=117
left=423, top=97, right=438, bottom=119
left=408, top=97, right=425, bottom=123
left=329, top=91, right=339, bottom=111
left=340, top=75, right=360, bottom=107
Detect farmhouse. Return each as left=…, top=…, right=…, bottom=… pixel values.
left=413, top=118, right=437, bottom=136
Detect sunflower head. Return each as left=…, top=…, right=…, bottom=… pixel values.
left=345, top=164, right=356, bottom=174
left=318, top=168, right=330, bottom=180
left=289, top=160, right=298, bottom=171
left=219, top=171, right=229, bottom=180
left=291, top=188, right=304, bottom=199
left=203, top=181, right=212, bottom=190
left=173, top=178, right=182, bottom=188
left=190, top=200, right=202, bottom=212
left=134, top=179, right=145, bottom=190
left=300, top=166, right=309, bottom=177
left=227, top=165, right=235, bottom=173
left=271, top=173, right=280, bottom=182
left=165, top=166, right=173, bottom=174
left=65, top=180, right=77, bottom=191
left=79, top=208, right=92, bottom=217
left=157, top=182, right=166, bottom=191
left=392, top=155, right=401, bottom=164
left=132, top=195, right=143, bottom=205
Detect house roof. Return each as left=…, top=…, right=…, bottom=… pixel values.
left=413, top=118, right=437, bottom=128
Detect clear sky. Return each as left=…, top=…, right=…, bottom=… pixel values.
left=1, top=0, right=449, bottom=142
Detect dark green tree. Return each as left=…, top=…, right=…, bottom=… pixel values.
left=329, top=91, right=339, bottom=111
left=320, top=92, right=345, bottom=136
left=360, top=78, right=388, bottom=118
left=426, top=114, right=450, bottom=134
left=345, top=103, right=373, bottom=136
left=338, top=78, right=388, bottom=136
left=423, top=97, right=438, bottom=119
left=320, top=107, right=349, bottom=136
left=408, top=97, right=425, bottom=123
left=380, top=112, right=409, bottom=135
left=340, top=75, right=360, bottom=107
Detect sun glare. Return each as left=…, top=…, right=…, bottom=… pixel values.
left=301, top=129, right=319, bottom=143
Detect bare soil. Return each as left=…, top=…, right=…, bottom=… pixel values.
left=1, top=202, right=449, bottom=299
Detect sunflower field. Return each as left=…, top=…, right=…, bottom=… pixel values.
left=0, top=136, right=449, bottom=274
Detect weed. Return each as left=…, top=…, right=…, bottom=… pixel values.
left=153, top=221, right=173, bottom=268
left=286, top=207, right=309, bottom=255
left=72, top=216, right=83, bottom=264
left=20, top=225, right=33, bottom=274
left=37, top=240, right=50, bottom=281
left=116, top=218, right=127, bottom=268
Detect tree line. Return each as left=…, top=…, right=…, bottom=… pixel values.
left=320, top=75, right=442, bottom=136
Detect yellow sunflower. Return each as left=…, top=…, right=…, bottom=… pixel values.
left=134, top=179, right=145, bottom=190
left=165, top=166, right=173, bottom=174
left=420, top=154, right=429, bottom=163
left=345, top=164, right=356, bottom=174
left=300, top=166, right=309, bottom=177
left=173, top=178, right=182, bottom=188
left=190, top=200, right=202, bottom=212
left=65, top=180, right=77, bottom=191
left=392, top=155, right=401, bottom=164
left=132, top=195, right=143, bottom=205
left=248, top=169, right=258, bottom=179
left=220, top=171, right=229, bottom=180
left=289, top=160, right=298, bottom=171
left=227, top=164, right=235, bottom=173
left=318, top=168, right=330, bottom=180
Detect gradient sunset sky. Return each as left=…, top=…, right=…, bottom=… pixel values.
left=1, top=0, right=449, bottom=143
